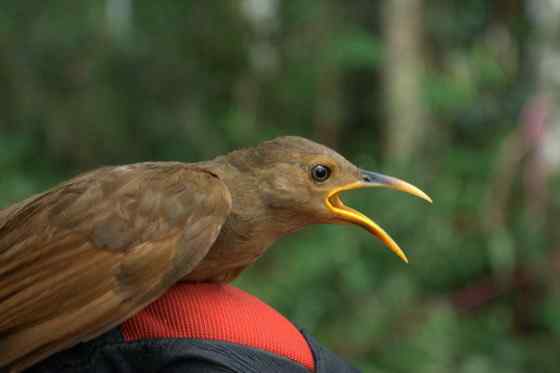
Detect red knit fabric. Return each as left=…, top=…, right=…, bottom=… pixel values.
left=121, top=283, right=315, bottom=372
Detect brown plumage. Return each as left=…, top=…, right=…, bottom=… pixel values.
left=0, top=136, right=431, bottom=371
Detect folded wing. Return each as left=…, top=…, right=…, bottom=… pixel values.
left=0, top=162, right=232, bottom=371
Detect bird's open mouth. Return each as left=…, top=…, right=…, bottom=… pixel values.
left=325, top=171, right=432, bottom=263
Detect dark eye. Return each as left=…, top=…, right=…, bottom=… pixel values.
left=311, top=164, right=331, bottom=182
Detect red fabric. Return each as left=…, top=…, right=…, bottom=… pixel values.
left=121, top=283, right=315, bottom=372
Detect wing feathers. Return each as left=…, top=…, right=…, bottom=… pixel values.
left=0, top=162, right=232, bottom=371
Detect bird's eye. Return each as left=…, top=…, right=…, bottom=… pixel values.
left=311, top=164, right=331, bottom=182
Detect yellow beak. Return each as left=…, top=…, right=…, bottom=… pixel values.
left=325, top=170, right=432, bottom=263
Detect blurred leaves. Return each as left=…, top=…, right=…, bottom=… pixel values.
left=326, top=30, right=383, bottom=69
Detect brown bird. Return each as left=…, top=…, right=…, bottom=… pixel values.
left=0, top=136, right=430, bottom=371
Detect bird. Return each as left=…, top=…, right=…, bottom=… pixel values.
left=0, top=136, right=431, bottom=371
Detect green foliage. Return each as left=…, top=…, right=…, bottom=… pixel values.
left=326, top=29, right=383, bottom=69
left=0, top=1, right=556, bottom=372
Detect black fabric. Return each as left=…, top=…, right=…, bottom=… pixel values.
left=26, top=328, right=360, bottom=373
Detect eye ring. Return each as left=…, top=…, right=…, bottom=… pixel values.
left=311, top=164, right=331, bottom=182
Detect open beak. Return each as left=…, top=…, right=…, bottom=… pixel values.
left=325, top=170, right=432, bottom=263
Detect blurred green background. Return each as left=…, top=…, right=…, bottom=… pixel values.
left=2, top=1, right=560, bottom=372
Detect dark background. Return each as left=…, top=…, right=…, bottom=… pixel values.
left=2, top=1, right=560, bottom=372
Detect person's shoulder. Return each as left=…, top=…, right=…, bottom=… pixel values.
left=28, top=283, right=360, bottom=373
left=123, top=283, right=316, bottom=371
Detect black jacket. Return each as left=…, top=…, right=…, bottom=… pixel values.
left=23, top=283, right=359, bottom=373
left=27, top=328, right=359, bottom=373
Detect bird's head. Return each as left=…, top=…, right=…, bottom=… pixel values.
left=222, top=136, right=431, bottom=263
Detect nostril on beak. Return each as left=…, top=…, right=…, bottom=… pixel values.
left=362, top=174, right=372, bottom=183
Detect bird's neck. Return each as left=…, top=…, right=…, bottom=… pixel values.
left=184, top=157, right=306, bottom=282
